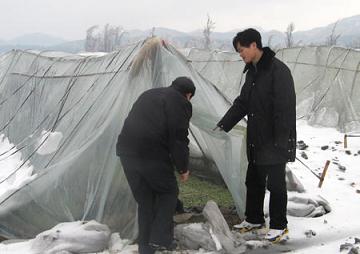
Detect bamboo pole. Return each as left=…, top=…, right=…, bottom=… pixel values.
left=318, top=160, right=331, bottom=188
left=344, top=134, right=347, bottom=149
left=344, top=134, right=360, bottom=148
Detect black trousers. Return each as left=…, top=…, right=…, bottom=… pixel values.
left=119, top=155, right=178, bottom=254
left=245, top=162, right=288, bottom=229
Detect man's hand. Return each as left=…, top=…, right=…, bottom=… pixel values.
left=179, top=170, right=190, bottom=183
left=213, top=121, right=224, bottom=131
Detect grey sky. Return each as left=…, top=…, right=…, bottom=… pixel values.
left=1, top=0, right=360, bottom=40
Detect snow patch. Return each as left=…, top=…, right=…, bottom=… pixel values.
left=36, top=130, right=63, bottom=155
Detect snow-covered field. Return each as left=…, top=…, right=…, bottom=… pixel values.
left=267, top=120, right=360, bottom=254
left=0, top=120, right=359, bottom=253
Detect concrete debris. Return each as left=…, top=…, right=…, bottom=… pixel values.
left=301, top=151, right=308, bottom=159
left=297, top=140, right=308, bottom=150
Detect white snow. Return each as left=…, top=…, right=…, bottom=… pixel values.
left=0, top=121, right=360, bottom=253
left=269, top=120, right=360, bottom=254
left=0, top=134, right=36, bottom=202
left=36, top=130, right=63, bottom=155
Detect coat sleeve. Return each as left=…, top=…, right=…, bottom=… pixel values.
left=272, top=63, right=296, bottom=149
left=217, top=83, right=249, bottom=132
left=165, top=96, right=192, bottom=174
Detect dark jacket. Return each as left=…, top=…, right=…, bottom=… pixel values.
left=218, top=47, right=296, bottom=165
left=116, top=87, right=192, bottom=174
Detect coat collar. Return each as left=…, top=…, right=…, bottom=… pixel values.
left=243, top=47, right=275, bottom=73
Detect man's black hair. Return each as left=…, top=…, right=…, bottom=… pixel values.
left=232, top=28, right=263, bottom=52
left=170, top=76, right=196, bottom=98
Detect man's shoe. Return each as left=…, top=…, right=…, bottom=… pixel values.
left=264, top=228, right=289, bottom=243
left=233, top=220, right=265, bottom=233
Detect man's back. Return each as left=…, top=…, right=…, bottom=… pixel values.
left=116, top=87, right=191, bottom=162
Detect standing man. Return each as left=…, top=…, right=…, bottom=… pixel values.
left=216, top=28, right=296, bottom=243
left=116, top=77, right=195, bottom=254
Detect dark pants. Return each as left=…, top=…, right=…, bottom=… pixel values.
left=245, top=163, right=288, bottom=229
left=119, top=155, right=178, bottom=254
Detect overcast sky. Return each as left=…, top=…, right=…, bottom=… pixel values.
left=1, top=0, right=360, bottom=40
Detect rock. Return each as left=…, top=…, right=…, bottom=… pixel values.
left=338, top=165, right=346, bottom=172
left=202, top=201, right=246, bottom=253
left=174, top=223, right=217, bottom=251
left=355, top=238, right=360, bottom=244
left=297, top=140, right=308, bottom=150
left=301, top=151, right=308, bottom=160
left=304, top=230, right=316, bottom=238
left=286, top=168, right=305, bottom=193
left=340, top=243, right=353, bottom=252
left=356, top=190, right=360, bottom=194
left=358, top=150, right=360, bottom=155
left=335, top=141, right=342, bottom=145
left=338, top=177, right=345, bottom=181
left=321, top=145, right=329, bottom=150
left=345, top=150, right=352, bottom=155
left=349, top=246, right=360, bottom=254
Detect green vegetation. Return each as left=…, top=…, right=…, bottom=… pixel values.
left=178, top=175, right=234, bottom=208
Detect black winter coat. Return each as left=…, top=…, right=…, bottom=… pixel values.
left=116, top=87, right=191, bottom=174
left=218, top=47, right=296, bottom=165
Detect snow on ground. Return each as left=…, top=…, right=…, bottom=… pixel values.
left=0, top=121, right=360, bottom=253
left=251, top=120, right=360, bottom=254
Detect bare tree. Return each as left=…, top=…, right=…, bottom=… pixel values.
left=266, top=34, right=274, bottom=48
left=103, top=24, right=110, bottom=52
left=85, top=24, right=125, bottom=52
left=284, top=22, right=295, bottom=48
left=203, top=14, right=215, bottom=50
left=85, top=25, right=99, bottom=51
left=348, top=37, right=360, bottom=49
left=326, top=21, right=341, bottom=46
left=150, top=27, right=156, bottom=37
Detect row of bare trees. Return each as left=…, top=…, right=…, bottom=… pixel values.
left=85, top=15, right=217, bottom=52
left=283, top=21, right=343, bottom=48
left=85, top=24, right=126, bottom=52
left=84, top=19, right=360, bottom=52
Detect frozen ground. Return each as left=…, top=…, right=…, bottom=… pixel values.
left=0, top=120, right=359, bottom=253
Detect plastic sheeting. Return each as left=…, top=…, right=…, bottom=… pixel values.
left=182, top=46, right=360, bottom=133
left=0, top=38, right=247, bottom=239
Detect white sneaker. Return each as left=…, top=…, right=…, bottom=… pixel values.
left=233, top=220, right=265, bottom=233
left=264, top=228, right=289, bottom=243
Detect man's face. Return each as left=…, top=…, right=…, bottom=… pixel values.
left=236, top=42, right=257, bottom=64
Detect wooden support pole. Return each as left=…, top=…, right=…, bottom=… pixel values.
left=318, top=160, right=331, bottom=188
left=344, top=134, right=347, bottom=149
left=344, top=134, right=360, bottom=148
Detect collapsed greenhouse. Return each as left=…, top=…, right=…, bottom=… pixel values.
left=0, top=37, right=359, bottom=240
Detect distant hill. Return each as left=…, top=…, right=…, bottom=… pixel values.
left=8, top=33, right=67, bottom=46
left=1, top=15, right=360, bottom=53
left=293, top=15, right=360, bottom=46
